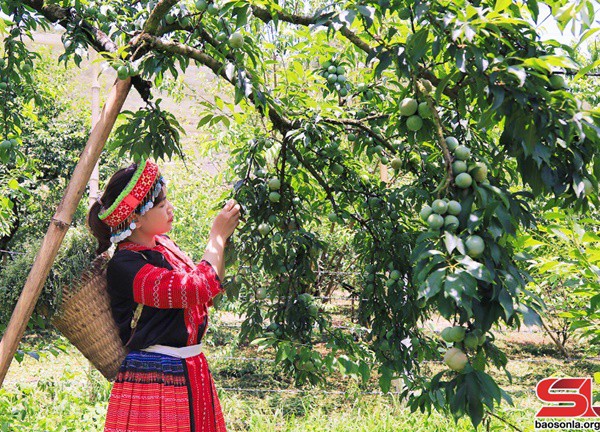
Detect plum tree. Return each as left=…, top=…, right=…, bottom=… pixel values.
left=5, top=0, right=600, bottom=429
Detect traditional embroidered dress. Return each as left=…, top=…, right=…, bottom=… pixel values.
left=103, top=233, right=227, bottom=432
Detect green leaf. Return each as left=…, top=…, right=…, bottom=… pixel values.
left=234, top=85, right=244, bottom=105
left=574, top=58, right=600, bottom=81
left=472, top=349, right=486, bottom=371
left=450, top=382, right=466, bottom=414
left=275, top=346, right=287, bottom=363
left=498, top=288, right=514, bottom=320
left=500, top=387, right=514, bottom=406
left=420, top=267, right=446, bottom=299
left=466, top=374, right=484, bottom=428
left=406, top=28, right=429, bottom=64
left=26, top=351, right=40, bottom=361
left=507, top=66, right=526, bottom=87
left=481, top=184, right=511, bottom=211
left=475, top=370, right=502, bottom=405
left=494, top=0, right=511, bottom=12
left=356, top=5, right=375, bottom=28
left=429, top=388, right=442, bottom=408
left=516, top=303, right=542, bottom=327
left=375, top=50, right=393, bottom=78
left=197, top=114, right=213, bottom=128
left=358, top=361, right=371, bottom=383
left=434, top=70, right=460, bottom=103
left=444, top=231, right=465, bottom=255
left=337, top=9, right=357, bottom=27
left=379, top=365, right=392, bottom=393
left=415, top=254, right=445, bottom=284
left=444, top=271, right=464, bottom=303
left=8, top=178, right=19, bottom=190
left=457, top=255, right=494, bottom=283
left=527, top=0, right=539, bottom=20
left=235, top=5, right=249, bottom=28
left=249, top=337, right=270, bottom=347
left=495, top=204, right=516, bottom=236
left=338, top=356, right=357, bottom=375
left=521, top=235, right=548, bottom=249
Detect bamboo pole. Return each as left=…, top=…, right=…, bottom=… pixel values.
left=89, top=49, right=102, bottom=207
left=379, top=161, right=388, bottom=183
left=87, top=49, right=102, bottom=401
left=0, top=77, right=133, bottom=387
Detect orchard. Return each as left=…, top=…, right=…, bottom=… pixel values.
left=1, top=0, right=599, bottom=430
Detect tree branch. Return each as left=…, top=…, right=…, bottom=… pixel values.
left=20, top=0, right=153, bottom=102
left=540, top=319, right=571, bottom=360
left=136, top=33, right=294, bottom=134
left=250, top=5, right=456, bottom=97
left=484, top=410, right=524, bottom=432
left=416, top=78, right=454, bottom=198
left=284, top=137, right=378, bottom=241
left=144, top=0, right=179, bottom=34
left=156, top=23, right=238, bottom=64
left=142, top=24, right=382, bottom=242
left=251, top=6, right=372, bottom=54
left=320, top=116, right=395, bottom=154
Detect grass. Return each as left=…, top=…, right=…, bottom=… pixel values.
left=2, top=316, right=598, bottom=432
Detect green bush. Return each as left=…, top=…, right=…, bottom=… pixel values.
left=0, top=226, right=99, bottom=328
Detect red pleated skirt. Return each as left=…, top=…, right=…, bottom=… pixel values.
left=104, top=350, right=227, bottom=431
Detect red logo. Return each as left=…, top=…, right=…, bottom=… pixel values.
left=536, top=378, right=600, bottom=418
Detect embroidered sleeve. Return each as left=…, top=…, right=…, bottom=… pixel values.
left=199, top=259, right=223, bottom=308
left=108, top=251, right=223, bottom=309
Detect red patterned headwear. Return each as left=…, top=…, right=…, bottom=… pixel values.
left=98, top=159, right=166, bottom=243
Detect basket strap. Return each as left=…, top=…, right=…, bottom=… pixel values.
left=131, top=303, right=144, bottom=329
left=124, top=250, right=148, bottom=347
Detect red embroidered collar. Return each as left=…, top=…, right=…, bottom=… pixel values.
left=118, top=234, right=195, bottom=268
left=117, top=234, right=162, bottom=252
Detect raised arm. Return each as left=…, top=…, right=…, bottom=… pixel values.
left=107, top=251, right=223, bottom=309
left=202, top=198, right=241, bottom=281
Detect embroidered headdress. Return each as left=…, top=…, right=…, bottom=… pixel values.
left=98, top=159, right=166, bottom=244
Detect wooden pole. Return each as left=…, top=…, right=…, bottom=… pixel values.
left=379, top=161, right=388, bottom=183
left=0, top=77, right=132, bottom=387
left=89, top=50, right=102, bottom=207
left=87, top=49, right=102, bottom=400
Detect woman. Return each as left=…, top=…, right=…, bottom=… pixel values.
left=86, top=158, right=240, bottom=432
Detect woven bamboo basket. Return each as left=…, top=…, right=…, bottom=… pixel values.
left=51, top=249, right=128, bottom=381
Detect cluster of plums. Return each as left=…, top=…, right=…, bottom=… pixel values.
left=399, top=97, right=431, bottom=132
left=445, top=136, right=488, bottom=189
left=441, top=325, right=486, bottom=371
left=318, top=60, right=351, bottom=96
left=419, top=197, right=485, bottom=258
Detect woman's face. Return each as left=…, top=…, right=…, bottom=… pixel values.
left=136, top=185, right=174, bottom=235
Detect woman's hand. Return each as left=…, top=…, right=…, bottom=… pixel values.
left=210, top=198, right=241, bottom=241
left=203, top=199, right=241, bottom=281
